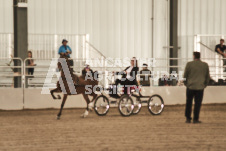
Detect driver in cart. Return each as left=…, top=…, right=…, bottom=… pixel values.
left=113, top=57, right=139, bottom=95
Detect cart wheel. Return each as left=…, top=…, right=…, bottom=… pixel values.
left=94, top=95, right=110, bottom=116
left=118, top=95, right=134, bottom=117
left=131, top=96, right=142, bottom=115
left=148, top=95, right=164, bottom=115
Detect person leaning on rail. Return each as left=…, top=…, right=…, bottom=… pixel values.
left=27, top=51, right=36, bottom=75
left=215, top=39, right=226, bottom=72
left=183, top=52, right=210, bottom=124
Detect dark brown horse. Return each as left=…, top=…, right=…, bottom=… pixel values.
left=50, top=55, right=98, bottom=119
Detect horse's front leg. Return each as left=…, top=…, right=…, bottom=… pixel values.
left=57, top=94, right=68, bottom=120
left=88, top=93, right=98, bottom=111
left=81, top=94, right=90, bottom=118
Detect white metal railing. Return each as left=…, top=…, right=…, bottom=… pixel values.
left=84, top=40, right=124, bottom=71
left=0, top=33, right=126, bottom=68
left=0, top=33, right=91, bottom=59
left=0, top=57, right=220, bottom=88
left=28, top=34, right=87, bottom=59
left=0, top=33, right=153, bottom=71
left=194, top=34, right=225, bottom=54
left=1, top=55, right=226, bottom=88
left=194, top=34, right=226, bottom=81
left=17, top=0, right=27, bottom=3
left=0, top=58, right=23, bottom=87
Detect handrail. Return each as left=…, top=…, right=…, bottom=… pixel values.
left=28, top=33, right=87, bottom=36
left=195, top=34, right=226, bottom=37
left=85, top=41, right=124, bottom=70
left=85, top=41, right=106, bottom=59
left=22, top=57, right=226, bottom=70
left=0, top=58, right=23, bottom=87
left=0, top=57, right=226, bottom=88
left=199, top=42, right=215, bottom=52
left=194, top=34, right=225, bottom=56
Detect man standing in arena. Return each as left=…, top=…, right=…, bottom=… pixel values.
left=183, top=52, right=210, bottom=124
left=215, top=39, right=226, bottom=71
left=58, top=39, right=74, bottom=69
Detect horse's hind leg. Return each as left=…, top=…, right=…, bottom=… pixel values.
left=57, top=94, right=67, bottom=120
left=81, top=94, right=90, bottom=118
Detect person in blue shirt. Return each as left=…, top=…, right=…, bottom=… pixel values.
left=58, top=39, right=72, bottom=57
left=58, top=39, right=74, bottom=71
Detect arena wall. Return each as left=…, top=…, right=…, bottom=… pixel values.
left=0, top=88, right=23, bottom=110
left=0, top=86, right=225, bottom=110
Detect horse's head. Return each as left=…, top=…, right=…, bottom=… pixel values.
left=58, top=53, right=71, bottom=71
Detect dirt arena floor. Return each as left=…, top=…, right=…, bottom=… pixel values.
left=0, top=104, right=226, bottom=151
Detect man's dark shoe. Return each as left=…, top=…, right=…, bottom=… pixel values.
left=193, top=120, right=202, bottom=124
left=186, top=119, right=191, bottom=123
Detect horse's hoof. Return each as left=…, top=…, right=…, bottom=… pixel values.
left=80, top=110, right=89, bottom=118
left=57, top=95, right=61, bottom=99
left=56, top=116, right=60, bottom=120
left=80, top=113, right=87, bottom=118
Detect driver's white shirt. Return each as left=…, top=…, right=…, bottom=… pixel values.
left=126, top=66, right=133, bottom=79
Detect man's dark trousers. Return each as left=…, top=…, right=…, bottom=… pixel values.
left=185, top=88, right=204, bottom=121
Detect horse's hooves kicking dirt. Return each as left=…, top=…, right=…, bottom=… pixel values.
left=56, top=116, right=60, bottom=120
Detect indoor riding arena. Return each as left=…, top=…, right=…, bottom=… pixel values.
left=0, top=0, right=226, bottom=151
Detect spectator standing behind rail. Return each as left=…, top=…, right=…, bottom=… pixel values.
left=183, top=52, right=210, bottom=124
left=215, top=39, right=226, bottom=71
left=58, top=39, right=73, bottom=69
left=139, top=63, right=151, bottom=86
left=27, top=51, right=36, bottom=75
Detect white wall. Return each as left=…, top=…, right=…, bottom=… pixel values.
left=1, top=87, right=226, bottom=110
left=0, top=0, right=169, bottom=61
left=1, top=0, right=226, bottom=60
left=178, top=0, right=226, bottom=59
left=0, top=0, right=13, bottom=58
left=0, top=0, right=13, bottom=33
left=27, top=0, right=169, bottom=59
